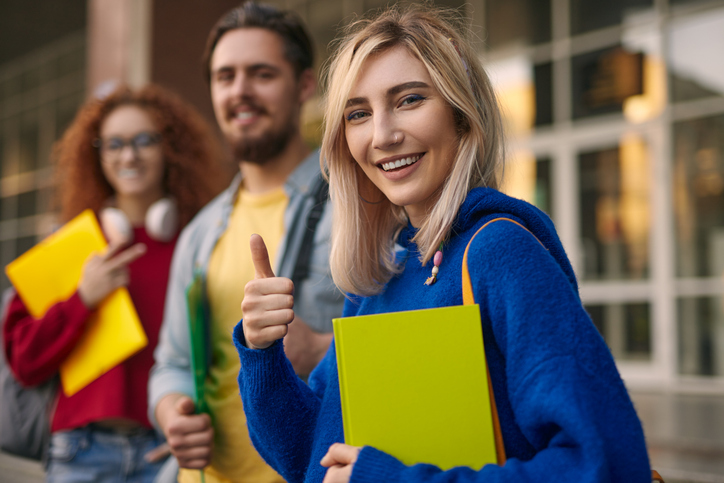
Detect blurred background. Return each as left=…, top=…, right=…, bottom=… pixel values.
left=1, top=0, right=723, bottom=481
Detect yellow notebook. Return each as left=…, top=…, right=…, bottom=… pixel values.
left=333, top=304, right=498, bottom=471
left=5, top=209, right=148, bottom=396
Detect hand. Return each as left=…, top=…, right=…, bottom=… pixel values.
left=78, top=241, right=146, bottom=309
left=321, top=443, right=362, bottom=483
left=284, top=317, right=333, bottom=376
left=156, top=394, right=213, bottom=469
left=241, top=234, right=295, bottom=350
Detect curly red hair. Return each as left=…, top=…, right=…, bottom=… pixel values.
left=54, top=83, right=227, bottom=227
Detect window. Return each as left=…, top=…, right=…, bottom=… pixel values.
left=571, top=46, right=645, bottom=120
left=485, top=0, right=551, bottom=49
left=570, top=0, right=653, bottom=35
left=579, top=137, right=650, bottom=281
left=673, top=114, right=724, bottom=278
left=667, top=7, right=724, bottom=103
left=586, top=302, right=651, bottom=361
left=678, top=296, right=724, bottom=376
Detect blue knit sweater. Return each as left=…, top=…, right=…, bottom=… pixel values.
left=233, top=187, right=651, bottom=482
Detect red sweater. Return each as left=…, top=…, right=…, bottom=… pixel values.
left=3, top=227, right=177, bottom=432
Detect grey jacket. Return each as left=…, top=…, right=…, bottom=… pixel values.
left=148, top=150, right=344, bottom=427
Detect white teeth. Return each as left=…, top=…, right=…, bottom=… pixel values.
left=381, top=155, right=421, bottom=171
left=236, top=112, right=254, bottom=120
left=118, top=169, right=140, bottom=178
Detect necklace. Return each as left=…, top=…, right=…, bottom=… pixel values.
left=424, top=242, right=444, bottom=286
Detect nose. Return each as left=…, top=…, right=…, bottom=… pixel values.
left=372, top=111, right=401, bottom=150
left=118, top=143, right=139, bottom=164
left=230, top=72, right=254, bottom=100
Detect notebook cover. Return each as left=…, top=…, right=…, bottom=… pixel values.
left=333, top=304, right=498, bottom=470
left=5, top=209, right=147, bottom=396
left=185, top=271, right=209, bottom=414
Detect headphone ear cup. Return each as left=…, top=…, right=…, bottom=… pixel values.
left=146, top=198, right=178, bottom=242
left=99, top=207, right=133, bottom=246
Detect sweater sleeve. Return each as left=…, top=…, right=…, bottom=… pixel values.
left=233, top=321, right=326, bottom=483
left=349, top=221, right=651, bottom=483
left=3, top=291, right=92, bottom=386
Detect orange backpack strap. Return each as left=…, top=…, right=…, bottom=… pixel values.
left=651, top=470, right=665, bottom=482
left=462, top=217, right=541, bottom=465
left=462, top=217, right=543, bottom=305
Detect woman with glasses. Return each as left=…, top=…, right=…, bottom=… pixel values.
left=3, top=84, right=225, bottom=482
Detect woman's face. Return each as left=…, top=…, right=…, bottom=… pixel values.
left=343, top=45, right=458, bottom=227
left=98, top=105, right=165, bottom=201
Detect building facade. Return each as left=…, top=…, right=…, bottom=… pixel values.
left=1, top=0, right=723, bottom=395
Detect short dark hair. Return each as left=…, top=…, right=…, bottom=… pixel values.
left=202, top=2, right=315, bottom=82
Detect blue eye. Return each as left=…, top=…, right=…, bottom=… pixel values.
left=345, top=111, right=367, bottom=122
left=401, top=94, right=425, bottom=106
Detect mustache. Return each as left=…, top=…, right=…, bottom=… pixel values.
left=226, top=99, right=268, bottom=119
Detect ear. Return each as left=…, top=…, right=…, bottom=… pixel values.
left=297, top=68, right=317, bottom=104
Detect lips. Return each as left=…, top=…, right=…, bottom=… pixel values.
left=379, top=154, right=422, bottom=172
left=117, top=168, right=141, bottom=179
left=229, top=102, right=266, bottom=122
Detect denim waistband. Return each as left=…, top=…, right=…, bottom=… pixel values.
left=87, top=422, right=154, bottom=437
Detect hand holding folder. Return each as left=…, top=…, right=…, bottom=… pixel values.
left=5, top=210, right=148, bottom=396
left=77, top=241, right=146, bottom=309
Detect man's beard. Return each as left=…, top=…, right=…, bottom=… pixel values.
left=232, top=121, right=295, bottom=165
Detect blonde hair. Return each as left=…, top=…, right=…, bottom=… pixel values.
left=322, top=4, right=505, bottom=296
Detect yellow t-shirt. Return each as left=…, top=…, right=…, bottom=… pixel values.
left=179, top=187, right=288, bottom=483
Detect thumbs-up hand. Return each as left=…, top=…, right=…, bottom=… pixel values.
left=241, top=234, right=295, bottom=350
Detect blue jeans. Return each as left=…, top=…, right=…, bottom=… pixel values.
left=46, top=426, right=167, bottom=483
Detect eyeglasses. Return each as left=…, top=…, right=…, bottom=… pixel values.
left=94, top=132, right=162, bottom=160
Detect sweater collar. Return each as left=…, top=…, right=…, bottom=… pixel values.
left=397, top=187, right=498, bottom=249
left=396, top=187, right=579, bottom=293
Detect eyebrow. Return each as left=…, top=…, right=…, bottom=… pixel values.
left=345, top=81, right=430, bottom=108
left=212, top=63, right=281, bottom=76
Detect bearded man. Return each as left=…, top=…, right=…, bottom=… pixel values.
left=149, top=4, right=344, bottom=482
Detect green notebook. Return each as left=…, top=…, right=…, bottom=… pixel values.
left=185, top=271, right=209, bottom=415
left=333, top=304, right=497, bottom=471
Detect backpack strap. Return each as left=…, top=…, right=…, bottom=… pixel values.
left=462, top=217, right=540, bottom=465
left=462, top=217, right=544, bottom=305
left=290, top=173, right=329, bottom=298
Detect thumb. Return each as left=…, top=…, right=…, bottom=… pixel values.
left=250, top=234, right=275, bottom=279
left=175, top=396, right=196, bottom=416
left=320, top=443, right=360, bottom=467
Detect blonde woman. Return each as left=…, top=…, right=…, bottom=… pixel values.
left=235, top=5, right=651, bottom=483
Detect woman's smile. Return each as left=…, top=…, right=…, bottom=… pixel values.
left=343, top=45, right=458, bottom=227
left=377, top=153, right=424, bottom=172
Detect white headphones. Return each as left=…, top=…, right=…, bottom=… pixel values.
left=99, top=198, right=179, bottom=246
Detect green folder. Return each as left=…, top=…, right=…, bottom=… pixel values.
left=333, top=304, right=498, bottom=471
left=185, top=271, right=209, bottom=415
